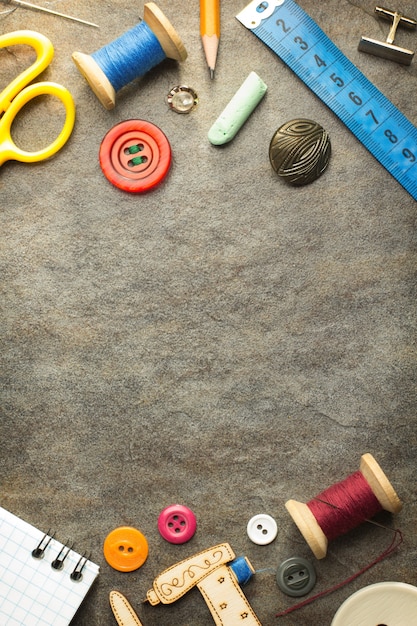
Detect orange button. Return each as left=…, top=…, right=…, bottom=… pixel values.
left=103, top=526, right=148, bottom=572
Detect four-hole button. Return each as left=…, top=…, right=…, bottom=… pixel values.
left=158, top=504, right=197, bottom=544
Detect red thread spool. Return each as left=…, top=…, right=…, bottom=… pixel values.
left=285, top=453, right=402, bottom=559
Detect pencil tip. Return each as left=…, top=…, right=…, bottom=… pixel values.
left=210, top=68, right=215, bottom=79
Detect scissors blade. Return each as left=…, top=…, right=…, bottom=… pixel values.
left=109, top=591, right=144, bottom=626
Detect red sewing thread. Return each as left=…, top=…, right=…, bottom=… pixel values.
left=307, top=470, right=382, bottom=541
left=276, top=528, right=403, bottom=617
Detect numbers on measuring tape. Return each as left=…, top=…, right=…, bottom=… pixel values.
left=403, top=148, right=416, bottom=162
left=276, top=18, right=290, bottom=33
left=330, top=72, right=344, bottom=88
left=349, top=93, right=361, bottom=106
left=294, top=35, right=308, bottom=50
left=366, top=109, right=378, bottom=125
left=385, top=130, right=398, bottom=144
left=272, top=13, right=412, bottom=159
left=275, top=18, right=404, bottom=150
left=237, top=0, right=417, bottom=200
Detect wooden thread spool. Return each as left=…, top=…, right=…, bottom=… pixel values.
left=285, top=453, right=402, bottom=559
left=72, top=2, right=187, bottom=110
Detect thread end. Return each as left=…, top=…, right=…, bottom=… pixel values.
left=72, top=51, right=116, bottom=110
left=360, top=453, right=403, bottom=514
left=144, top=2, right=187, bottom=62
left=285, top=499, right=328, bottom=559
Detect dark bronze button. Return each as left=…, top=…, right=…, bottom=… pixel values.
left=269, top=119, right=331, bottom=186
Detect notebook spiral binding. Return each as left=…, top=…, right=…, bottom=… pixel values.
left=32, top=531, right=91, bottom=582
left=71, top=553, right=92, bottom=581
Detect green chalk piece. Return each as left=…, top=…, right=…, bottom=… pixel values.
left=208, top=71, right=267, bottom=145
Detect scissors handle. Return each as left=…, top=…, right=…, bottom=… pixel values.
left=0, top=30, right=75, bottom=165
left=0, top=81, right=75, bottom=165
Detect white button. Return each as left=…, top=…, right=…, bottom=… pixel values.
left=331, top=582, right=417, bottom=626
left=247, top=514, right=278, bottom=545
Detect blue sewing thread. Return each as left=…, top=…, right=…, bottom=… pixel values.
left=91, top=21, right=166, bottom=93
left=229, top=556, right=253, bottom=586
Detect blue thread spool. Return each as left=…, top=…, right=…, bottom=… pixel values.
left=72, top=2, right=187, bottom=110
left=229, top=556, right=254, bottom=586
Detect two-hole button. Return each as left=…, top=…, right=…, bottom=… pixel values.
left=103, top=526, right=148, bottom=572
left=246, top=514, right=278, bottom=545
left=276, top=556, right=316, bottom=597
left=99, top=119, right=172, bottom=193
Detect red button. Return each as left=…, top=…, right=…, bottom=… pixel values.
left=99, top=119, right=172, bottom=193
left=157, top=504, right=197, bottom=544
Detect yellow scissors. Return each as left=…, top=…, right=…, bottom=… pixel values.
left=0, top=30, right=75, bottom=166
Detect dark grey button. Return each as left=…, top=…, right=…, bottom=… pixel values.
left=269, top=119, right=331, bottom=185
left=276, top=556, right=316, bottom=597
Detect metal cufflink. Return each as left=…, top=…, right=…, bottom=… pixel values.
left=359, top=6, right=417, bottom=65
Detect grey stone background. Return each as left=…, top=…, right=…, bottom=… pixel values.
left=1, top=1, right=416, bottom=624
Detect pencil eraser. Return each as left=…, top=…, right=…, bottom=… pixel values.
left=208, top=71, right=267, bottom=145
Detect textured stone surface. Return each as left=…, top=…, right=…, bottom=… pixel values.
left=1, top=1, right=416, bottom=625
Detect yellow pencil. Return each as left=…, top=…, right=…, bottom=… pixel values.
left=200, top=0, right=220, bottom=79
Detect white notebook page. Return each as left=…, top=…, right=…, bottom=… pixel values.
left=0, top=506, right=99, bottom=625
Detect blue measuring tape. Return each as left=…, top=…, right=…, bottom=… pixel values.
left=237, top=0, right=417, bottom=200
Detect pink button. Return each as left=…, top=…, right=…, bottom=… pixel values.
left=157, top=504, right=197, bottom=544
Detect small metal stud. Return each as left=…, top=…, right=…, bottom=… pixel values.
left=359, top=6, right=417, bottom=65
left=167, top=85, right=198, bottom=114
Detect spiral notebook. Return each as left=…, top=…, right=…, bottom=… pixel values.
left=0, top=506, right=99, bottom=625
